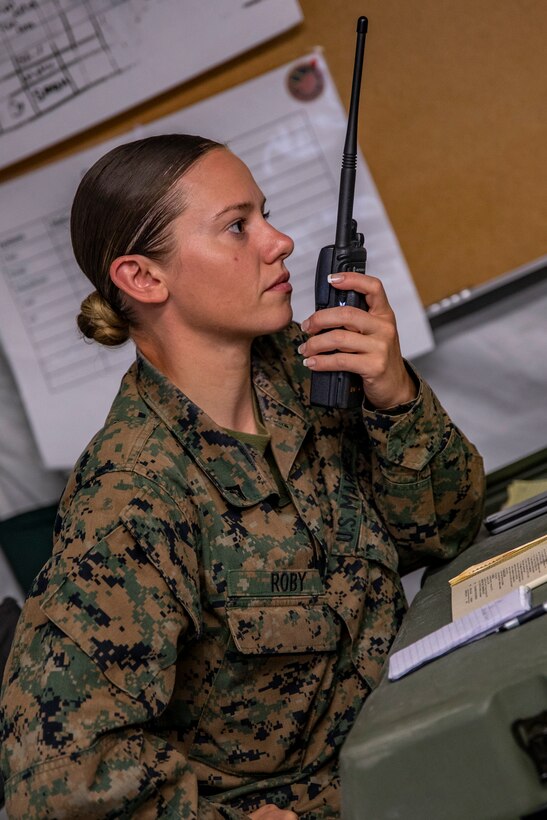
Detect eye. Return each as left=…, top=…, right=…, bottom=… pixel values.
left=262, top=210, right=271, bottom=221
left=227, top=219, right=245, bottom=234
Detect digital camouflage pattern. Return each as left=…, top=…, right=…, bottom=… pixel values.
left=0, top=322, right=485, bottom=818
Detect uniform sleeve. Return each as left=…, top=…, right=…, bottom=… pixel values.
left=361, top=364, right=485, bottom=573
left=0, top=476, right=247, bottom=820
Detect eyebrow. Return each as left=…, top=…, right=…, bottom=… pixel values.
left=213, top=197, right=267, bottom=220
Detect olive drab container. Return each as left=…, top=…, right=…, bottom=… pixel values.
left=340, top=514, right=547, bottom=820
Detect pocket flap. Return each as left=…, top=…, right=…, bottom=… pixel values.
left=226, top=588, right=339, bottom=655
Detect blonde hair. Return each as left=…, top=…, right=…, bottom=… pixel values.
left=71, top=134, right=223, bottom=347
left=77, top=291, right=130, bottom=347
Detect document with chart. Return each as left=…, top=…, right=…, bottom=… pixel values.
left=0, top=52, right=433, bottom=469
left=0, top=0, right=303, bottom=168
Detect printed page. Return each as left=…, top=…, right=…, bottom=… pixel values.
left=450, top=533, right=547, bottom=618
left=0, top=0, right=303, bottom=168
left=0, top=52, right=433, bottom=469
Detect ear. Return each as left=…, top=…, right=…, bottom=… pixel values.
left=109, top=255, right=168, bottom=305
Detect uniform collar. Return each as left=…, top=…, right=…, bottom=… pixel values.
left=135, top=349, right=312, bottom=509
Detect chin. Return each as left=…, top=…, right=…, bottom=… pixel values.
left=266, top=304, right=293, bottom=334
left=246, top=303, right=293, bottom=340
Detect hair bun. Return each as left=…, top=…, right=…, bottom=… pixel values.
left=77, top=291, right=130, bottom=347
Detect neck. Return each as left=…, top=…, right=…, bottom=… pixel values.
left=135, top=326, right=259, bottom=434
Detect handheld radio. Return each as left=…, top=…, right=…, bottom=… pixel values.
left=310, top=16, right=368, bottom=409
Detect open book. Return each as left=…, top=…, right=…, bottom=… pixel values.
left=450, top=533, right=547, bottom=618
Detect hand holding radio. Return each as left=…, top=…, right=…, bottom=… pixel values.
left=308, top=17, right=417, bottom=411
left=301, top=270, right=417, bottom=410
left=309, top=17, right=369, bottom=409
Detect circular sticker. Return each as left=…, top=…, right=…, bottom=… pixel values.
left=286, top=60, right=324, bottom=102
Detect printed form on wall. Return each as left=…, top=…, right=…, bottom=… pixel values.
left=0, top=52, right=433, bottom=470
left=0, top=0, right=303, bottom=168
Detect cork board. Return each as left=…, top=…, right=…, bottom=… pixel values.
left=2, top=0, right=546, bottom=306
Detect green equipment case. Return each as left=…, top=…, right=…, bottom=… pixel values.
left=341, top=514, right=547, bottom=820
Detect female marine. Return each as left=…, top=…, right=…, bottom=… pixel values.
left=0, top=134, right=484, bottom=819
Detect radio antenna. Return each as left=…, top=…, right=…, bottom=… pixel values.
left=334, top=16, right=368, bottom=249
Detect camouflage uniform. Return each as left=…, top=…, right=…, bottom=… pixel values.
left=0, top=323, right=484, bottom=818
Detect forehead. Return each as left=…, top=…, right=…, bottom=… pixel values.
left=179, top=148, right=263, bottom=211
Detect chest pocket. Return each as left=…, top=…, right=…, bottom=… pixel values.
left=225, top=569, right=340, bottom=654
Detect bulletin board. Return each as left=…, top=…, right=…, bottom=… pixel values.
left=2, top=0, right=546, bottom=307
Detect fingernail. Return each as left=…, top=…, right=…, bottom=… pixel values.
left=301, top=319, right=310, bottom=332
left=297, top=344, right=306, bottom=354
left=303, top=357, right=316, bottom=368
left=327, top=273, right=345, bottom=283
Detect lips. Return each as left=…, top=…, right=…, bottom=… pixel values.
left=267, top=271, right=292, bottom=291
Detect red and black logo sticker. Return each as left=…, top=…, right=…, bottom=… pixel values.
left=286, top=59, right=324, bottom=102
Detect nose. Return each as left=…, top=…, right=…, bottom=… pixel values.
left=264, top=221, right=294, bottom=263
